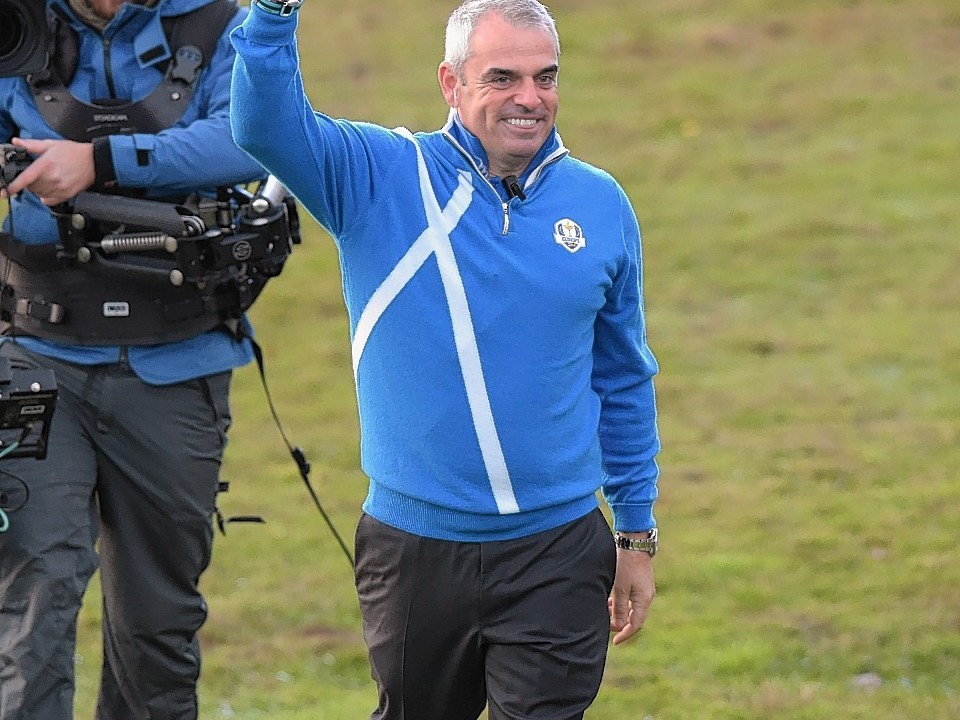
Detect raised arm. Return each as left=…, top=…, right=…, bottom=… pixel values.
left=230, top=5, right=411, bottom=239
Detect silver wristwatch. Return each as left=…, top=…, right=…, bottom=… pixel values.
left=254, top=0, right=303, bottom=17
left=613, top=528, right=658, bottom=556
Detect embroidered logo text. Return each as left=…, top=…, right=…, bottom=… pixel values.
left=554, top=218, right=586, bottom=253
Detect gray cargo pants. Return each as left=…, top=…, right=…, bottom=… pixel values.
left=0, top=342, right=231, bottom=720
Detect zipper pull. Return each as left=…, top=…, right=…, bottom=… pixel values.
left=502, top=202, right=510, bottom=234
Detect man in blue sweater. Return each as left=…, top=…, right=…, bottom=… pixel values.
left=0, top=0, right=270, bottom=718
left=231, top=0, right=662, bottom=717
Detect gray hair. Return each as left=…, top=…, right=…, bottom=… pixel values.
left=444, top=0, right=560, bottom=76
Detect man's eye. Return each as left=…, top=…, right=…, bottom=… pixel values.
left=538, top=75, right=557, bottom=86
left=492, top=76, right=511, bottom=85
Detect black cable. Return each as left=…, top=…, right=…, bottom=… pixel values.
left=248, top=336, right=355, bottom=568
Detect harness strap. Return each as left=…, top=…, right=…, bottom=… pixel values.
left=28, top=0, right=240, bottom=140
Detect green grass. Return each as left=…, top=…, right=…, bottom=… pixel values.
left=61, top=0, right=960, bottom=717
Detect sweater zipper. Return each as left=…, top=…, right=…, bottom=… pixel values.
left=441, top=135, right=515, bottom=235
left=498, top=147, right=566, bottom=235
left=474, top=173, right=512, bottom=236
left=442, top=134, right=569, bottom=236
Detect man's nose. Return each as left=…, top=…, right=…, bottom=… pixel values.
left=514, top=77, right=542, bottom=109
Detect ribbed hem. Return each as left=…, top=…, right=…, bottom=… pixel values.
left=362, top=478, right=600, bottom=543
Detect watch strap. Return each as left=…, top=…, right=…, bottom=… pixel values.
left=614, top=528, right=658, bottom=556
left=253, top=0, right=302, bottom=17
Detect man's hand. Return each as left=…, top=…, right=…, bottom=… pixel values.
left=608, top=538, right=656, bottom=645
left=0, top=137, right=95, bottom=206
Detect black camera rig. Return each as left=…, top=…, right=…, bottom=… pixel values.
left=54, top=173, right=301, bottom=297
left=0, top=144, right=298, bottom=442
left=0, top=357, right=56, bottom=527
left=1, top=142, right=301, bottom=345
left=0, top=356, right=56, bottom=461
left=0, top=143, right=32, bottom=185
left=0, top=143, right=58, bottom=462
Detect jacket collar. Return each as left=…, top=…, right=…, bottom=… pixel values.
left=64, top=0, right=160, bottom=31
left=49, top=0, right=211, bottom=69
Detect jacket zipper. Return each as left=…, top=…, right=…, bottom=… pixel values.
left=102, top=37, right=117, bottom=99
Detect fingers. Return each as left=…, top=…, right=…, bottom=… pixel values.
left=608, top=594, right=629, bottom=632
left=3, top=139, right=42, bottom=198
left=607, top=553, right=655, bottom=646
left=11, top=137, right=47, bottom=152
left=609, top=598, right=649, bottom=645
left=4, top=139, right=94, bottom=205
left=4, top=162, right=42, bottom=200
left=608, top=585, right=653, bottom=634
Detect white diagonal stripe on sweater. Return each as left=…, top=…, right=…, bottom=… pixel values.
left=351, top=129, right=519, bottom=515
left=351, top=231, right=433, bottom=378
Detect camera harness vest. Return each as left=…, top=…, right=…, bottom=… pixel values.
left=0, top=0, right=280, bottom=346
left=27, top=0, right=236, bottom=143
left=0, top=2, right=355, bottom=563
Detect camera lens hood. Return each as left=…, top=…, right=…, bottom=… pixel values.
left=0, top=0, right=49, bottom=78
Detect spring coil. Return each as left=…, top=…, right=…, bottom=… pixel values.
left=101, top=232, right=178, bottom=254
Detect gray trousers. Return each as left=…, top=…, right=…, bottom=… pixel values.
left=0, top=342, right=232, bottom=720
left=355, top=508, right=617, bottom=720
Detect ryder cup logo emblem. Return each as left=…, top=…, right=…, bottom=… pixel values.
left=554, top=218, right=586, bottom=253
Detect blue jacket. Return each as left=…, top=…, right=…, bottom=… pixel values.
left=231, top=10, right=661, bottom=541
left=0, top=0, right=265, bottom=384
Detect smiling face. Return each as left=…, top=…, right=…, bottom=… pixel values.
left=438, top=12, right=559, bottom=178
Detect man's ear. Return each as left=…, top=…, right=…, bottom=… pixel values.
left=438, top=63, right=460, bottom=108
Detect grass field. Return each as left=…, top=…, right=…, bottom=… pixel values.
left=62, top=0, right=960, bottom=717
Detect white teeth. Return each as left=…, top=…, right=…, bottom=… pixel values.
left=505, top=118, right=537, bottom=127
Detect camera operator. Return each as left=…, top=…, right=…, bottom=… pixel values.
left=0, top=1, right=272, bottom=719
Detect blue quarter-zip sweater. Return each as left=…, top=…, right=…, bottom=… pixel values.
left=230, top=9, right=661, bottom=542
left=0, top=0, right=265, bottom=384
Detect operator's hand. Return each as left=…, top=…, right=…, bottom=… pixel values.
left=0, top=137, right=95, bottom=206
left=608, top=542, right=655, bottom=645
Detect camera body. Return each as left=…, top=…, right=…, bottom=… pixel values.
left=0, top=0, right=50, bottom=78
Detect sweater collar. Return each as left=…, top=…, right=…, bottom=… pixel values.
left=441, top=109, right=566, bottom=186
